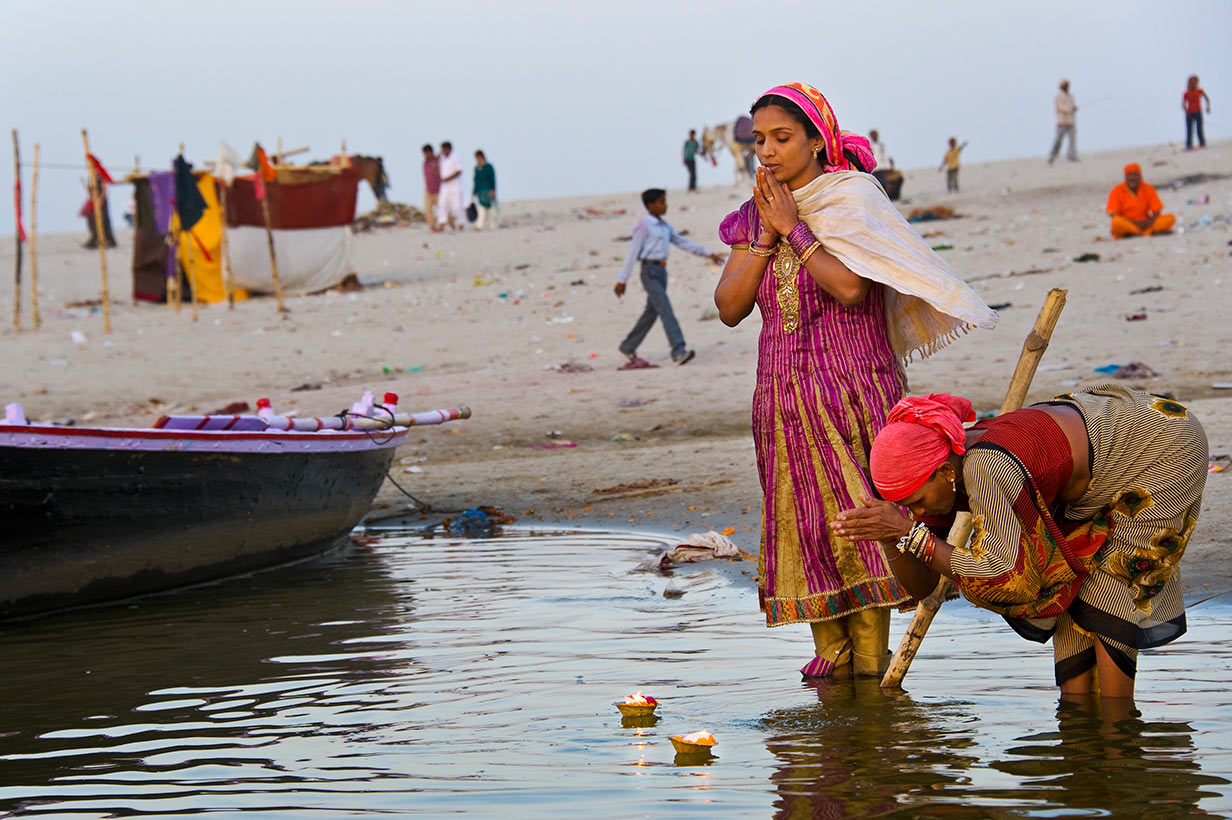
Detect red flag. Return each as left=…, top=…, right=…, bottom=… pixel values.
left=87, top=153, right=114, bottom=184
left=13, top=177, right=25, bottom=242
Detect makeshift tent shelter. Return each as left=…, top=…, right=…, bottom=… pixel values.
left=225, top=165, right=361, bottom=296
left=130, top=170, right=241, bottom=303
left=130, top=159, right=361, bottom=302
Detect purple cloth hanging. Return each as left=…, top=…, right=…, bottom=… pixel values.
left=147, top=172, right=177, bottom=283
left=148, top=172, right=176, bottom=234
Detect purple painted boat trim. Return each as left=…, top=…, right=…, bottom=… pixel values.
left=0, top=424, right=408, bottom=454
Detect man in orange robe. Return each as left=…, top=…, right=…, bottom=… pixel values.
left=1106, top=163, right=1175, bottom=238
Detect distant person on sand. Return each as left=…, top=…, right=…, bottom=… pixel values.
left=713, top=82, right=996, bottom=682
left=869, top=129, right=903, bottom=201
left=683, top=129, right=700, bottom=191
left=868, top=129, right=892, bottom=170
left=79, top=175, right=116, bottom=249
left=1107, top=163, right=1175, bottom=238
left=938, top=137, right=967, bottom=192
left=472, top=150, right=498, bottom=230
left=1183, top=75, right=1211, bottom=150
left=422, top=144, right=442, bottom=232
left=615, top=188, right=722, bottom=366
left=435, top=141, right=465, bottom=231
left=1049, top=79, right=1078, bottom=163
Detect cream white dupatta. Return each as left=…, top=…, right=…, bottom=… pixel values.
left=791, top=170, right=997, bottom=361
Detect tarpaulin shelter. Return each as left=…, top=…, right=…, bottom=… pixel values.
left=131, top=151, right=361, bottom=303
left=129, top=170, right=244, bottom=304
left=224, top=165, right=361, bottom=295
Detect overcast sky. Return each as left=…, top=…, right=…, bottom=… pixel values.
left=3, top=0, right=1229, bottom=233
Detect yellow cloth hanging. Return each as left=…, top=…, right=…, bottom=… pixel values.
left=176, top=173, right=247, bottom=303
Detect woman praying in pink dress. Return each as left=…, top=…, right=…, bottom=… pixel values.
left=713, top=82, right=997, bottom=680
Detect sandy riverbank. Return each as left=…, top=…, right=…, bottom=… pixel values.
left=2, top=139, right=1230, bottom=592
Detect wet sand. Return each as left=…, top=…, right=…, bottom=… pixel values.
left=1, top=139, right=1230, bottom=593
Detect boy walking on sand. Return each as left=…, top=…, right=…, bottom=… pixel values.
left=615, top=188, right=722, bottom=366
left=938, top=137, right=968, bottom=192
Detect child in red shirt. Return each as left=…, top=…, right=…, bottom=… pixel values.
left=1183, top=75, right=1212, bottom=150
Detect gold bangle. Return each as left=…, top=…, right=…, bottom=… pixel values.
left=799, top=240, right=822, bottom=264
left=747, top=245, right=773, bottom=257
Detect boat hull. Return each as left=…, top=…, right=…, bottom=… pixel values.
left=0, top=437, right=400, bottom=619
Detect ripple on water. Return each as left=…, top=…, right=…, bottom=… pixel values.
left=0, top=527, right=1228, bottom=818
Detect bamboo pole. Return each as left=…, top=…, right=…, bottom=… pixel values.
left=219, top=182, right=235, bottom=310
left=260, top=194, right=287, bottom=317
left=30, top=142, right=39, bottom=330
left=172, top=144, right=186, bottom=314
left=80, top=129, right=111, bottom=332
left=881, top=288, right=1068, bottom=689
left=11, top=129, right=21, bottom=332
left=187, top=227, right=199, bottom=322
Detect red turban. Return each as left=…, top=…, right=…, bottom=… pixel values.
left=1124, top=163, right=1141, bottom=175
left=870, top=394, right=975, bottom=502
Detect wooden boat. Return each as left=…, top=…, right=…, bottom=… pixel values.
left=0, top=394, right=469, bottom=619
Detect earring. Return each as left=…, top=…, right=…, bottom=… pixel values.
left=812, top=147, right=821, bottom=159
left=949, top=474, right=957, bottom=492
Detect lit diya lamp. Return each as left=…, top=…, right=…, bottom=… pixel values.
left=670, top=729, right=717, bottom=755
left=615, top=691, right=659, bottom=717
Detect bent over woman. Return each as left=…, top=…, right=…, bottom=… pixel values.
left=833, top=387, right=1207, bottom=697
left=714, top=83, right=996, bottom=679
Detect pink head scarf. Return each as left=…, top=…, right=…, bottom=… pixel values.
left=869, top=394, right=975, bottom=502
left=756, top=83, right=876, bottom=173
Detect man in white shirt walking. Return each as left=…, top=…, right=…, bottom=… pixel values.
left=1048, top=80, right=1078, bottom=164
left=436, top=141, right=466, bottom=230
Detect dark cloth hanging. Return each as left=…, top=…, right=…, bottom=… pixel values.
left=173, top=154, right=207, bottom=231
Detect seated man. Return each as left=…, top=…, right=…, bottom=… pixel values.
left=1106, top=163, right=1175, bottom=238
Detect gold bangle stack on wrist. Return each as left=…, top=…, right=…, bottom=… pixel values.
left=798, top=240, right=822, bottom=263
left=748, top=239, right=774, bottom=258
left=895, top=521, right=937, bottom=566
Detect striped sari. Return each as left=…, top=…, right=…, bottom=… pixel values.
left=951, top=385, right=1207, bottom=683
left=720, top=173, right=995, bottom=627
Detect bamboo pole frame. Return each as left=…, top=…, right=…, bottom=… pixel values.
left=881, top=288, right=1068, bottom=689
left=220, top=182, right=235, bottom=309
left=80, top=129, right=111, bottom=332
left=30, top=142, right=40, bottom=330
left=187, top=229, right=199, bottom=322
left=260, top=194, right=287, bottom=316
left=11, top=129, right=21, bottom=332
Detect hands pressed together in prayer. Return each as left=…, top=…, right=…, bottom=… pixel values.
left=752, top=166, right=800, bottom=244
left=830, top=494, right=915, bottom=544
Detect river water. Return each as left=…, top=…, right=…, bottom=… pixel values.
left=1, top=527, right=1229, bottom=818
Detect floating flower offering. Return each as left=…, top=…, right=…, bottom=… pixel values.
left=670, top=730, right=716, bottom=754
left=615, top=691, right=658, bottom=717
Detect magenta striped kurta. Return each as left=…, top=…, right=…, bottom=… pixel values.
left=720, top=199, right=910, bottom=626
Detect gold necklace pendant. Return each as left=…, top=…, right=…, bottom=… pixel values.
left=772, top=240, right=801, bottom=334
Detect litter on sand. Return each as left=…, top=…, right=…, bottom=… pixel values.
left=1113, top=361, right=1159, bottom=379
left=618, top=357, right=660, bottom=370
left=1072, top=252, right=1100, bottom=263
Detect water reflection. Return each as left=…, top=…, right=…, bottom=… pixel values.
left=0, top=543, right=410, bottom=815
left=762, top=679, right=979, bottom=818
left=0, top=528, right=1227, bottom=818
left=990, top=696, right=1231, bottom=816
